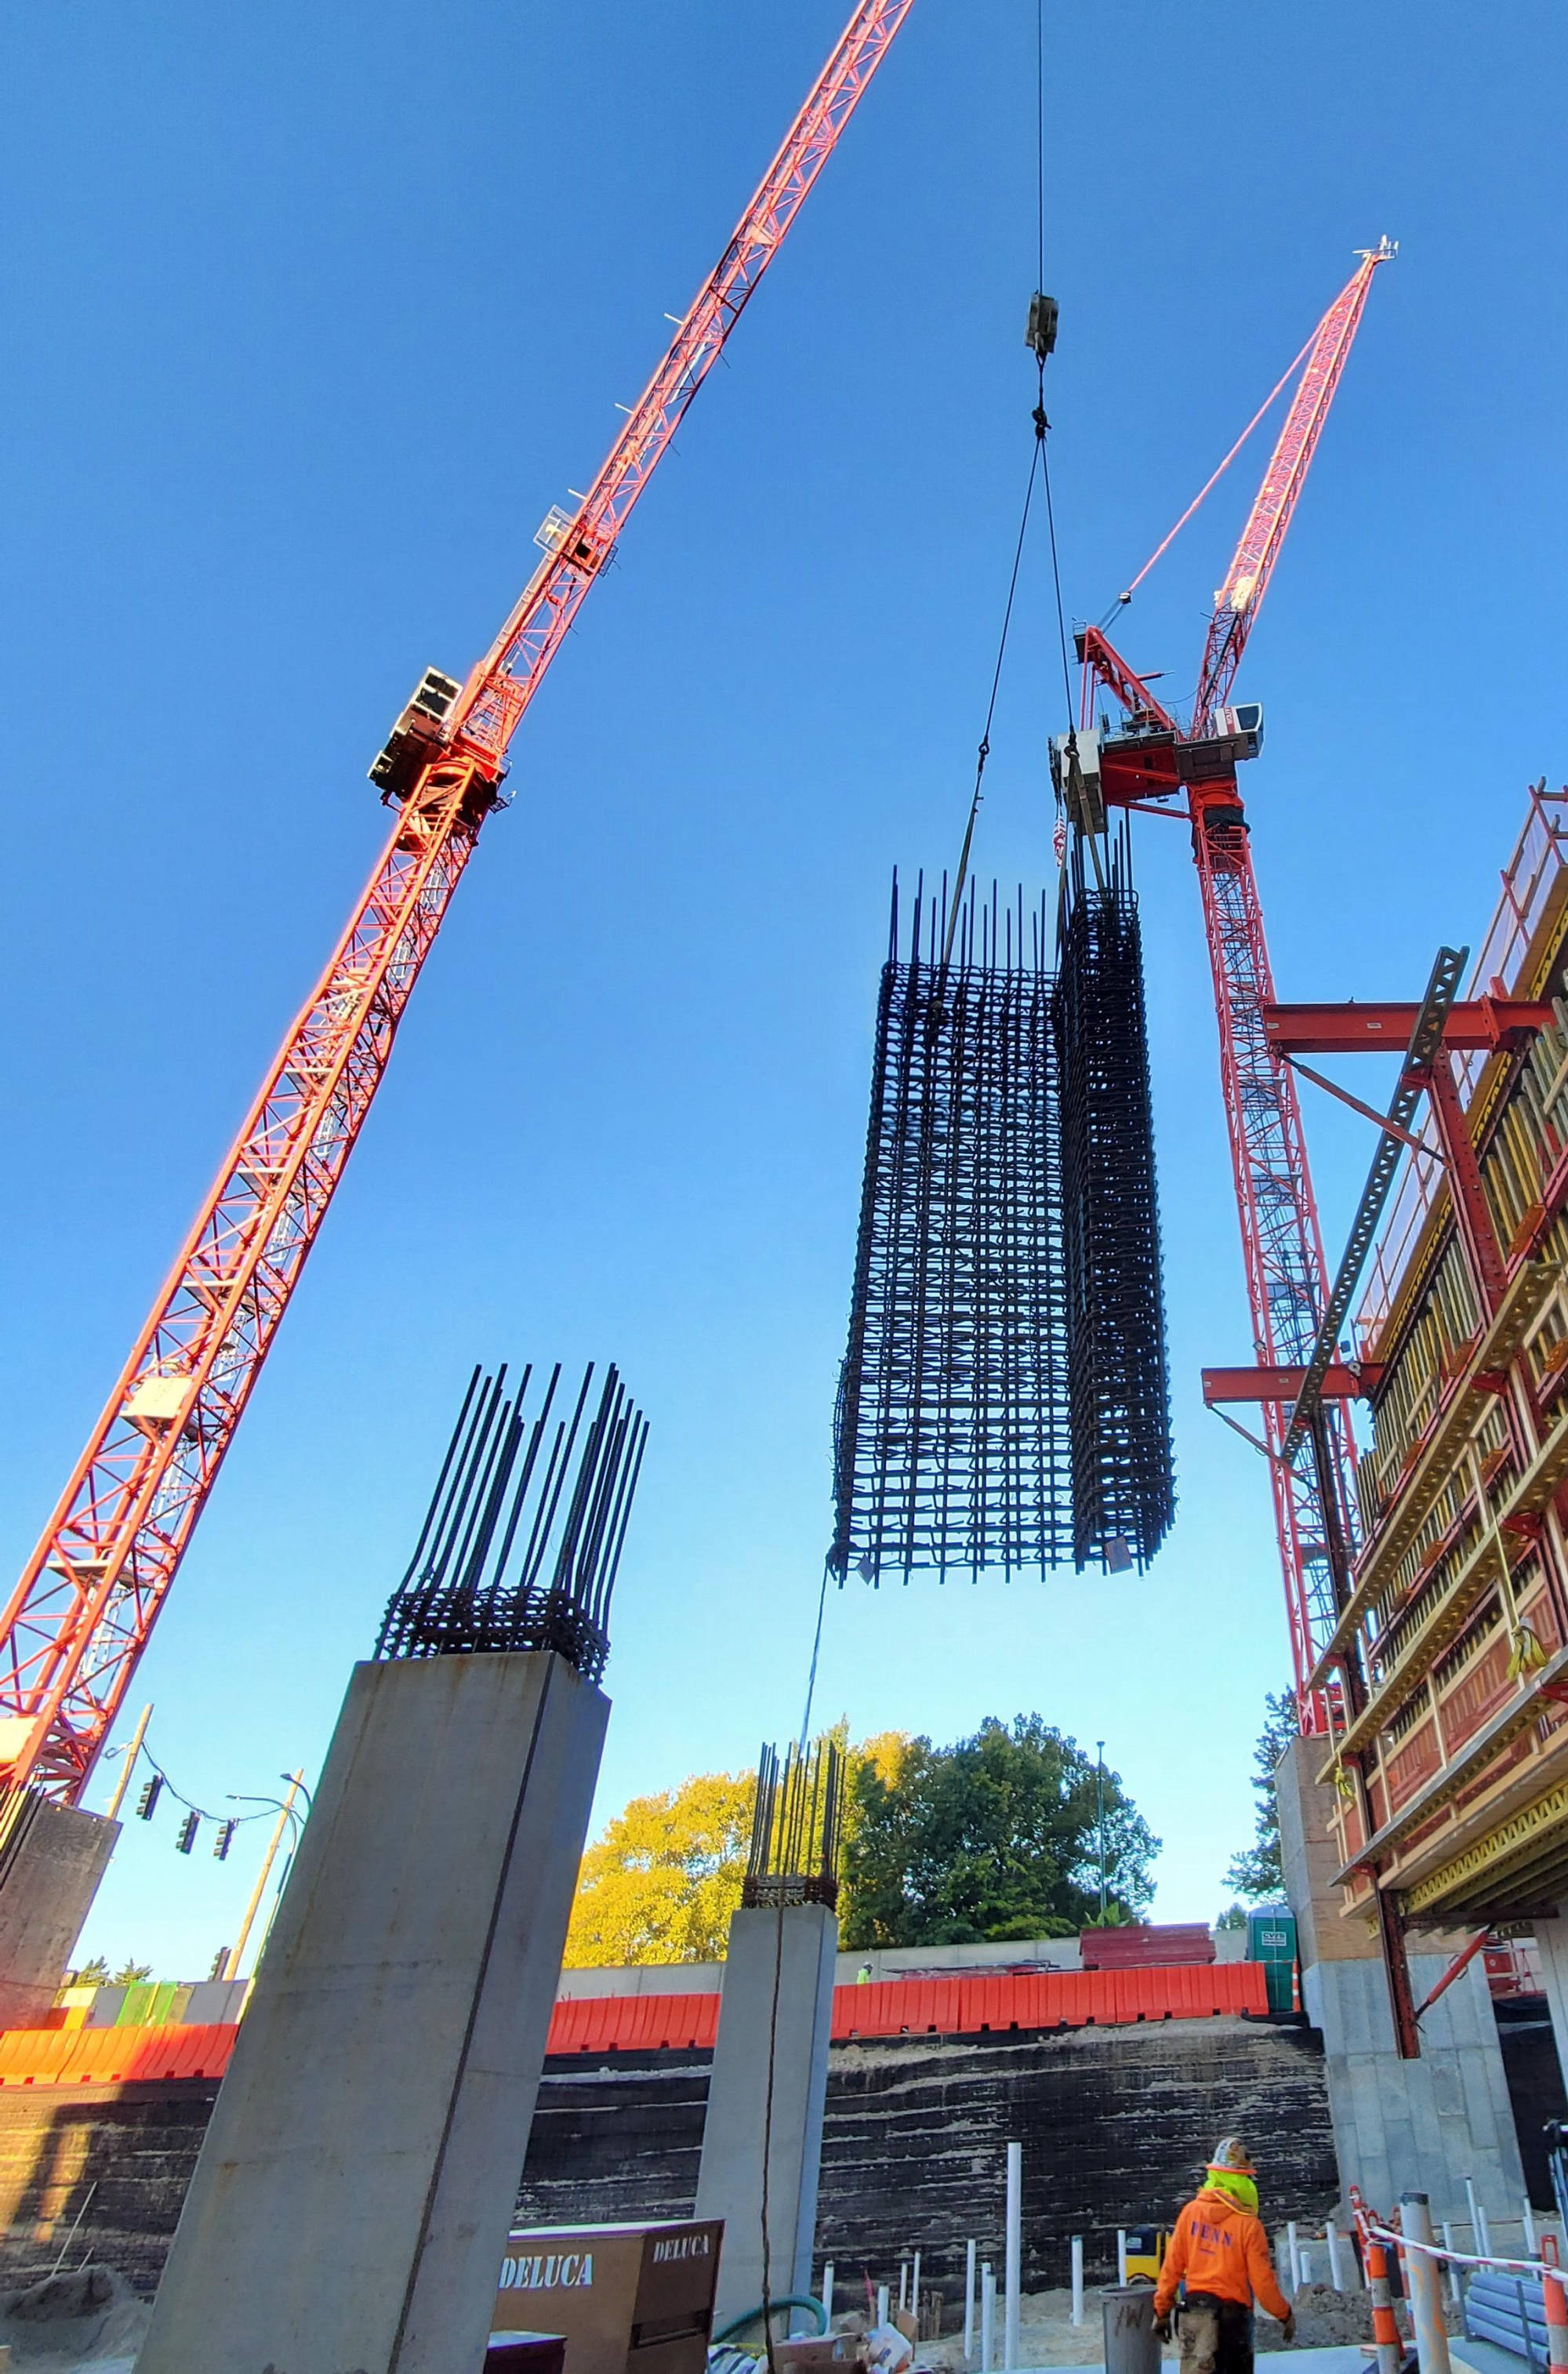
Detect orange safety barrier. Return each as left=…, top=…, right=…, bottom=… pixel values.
left=0, top=1963, right=1272, bottom=2088
left=828, top=1962, right=1269, bottom=2039
left=0, top=2023, right=239, bottom=2087
left=539, top=1961, right=1269, bottom=2057
left=545, top=1993, right=721, bottom=2056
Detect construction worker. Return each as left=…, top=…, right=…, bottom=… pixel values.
left=1152, top=2137, right=1295, bottom=2374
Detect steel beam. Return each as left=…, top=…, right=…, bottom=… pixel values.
left=1203, top=1363, right=1381, bottom=1404
left=1264, top=998, right=1552, bottom=1054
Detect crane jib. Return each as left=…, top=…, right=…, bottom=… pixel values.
left=0, top=0, right=920, bottom=1804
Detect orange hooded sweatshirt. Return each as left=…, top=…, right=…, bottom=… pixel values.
left=1153, top=2187, right=1291, bottom=2321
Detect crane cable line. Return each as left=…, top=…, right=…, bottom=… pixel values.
left=941, top=0, right=1059, bottom=967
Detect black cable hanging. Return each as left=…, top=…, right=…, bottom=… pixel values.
left=942, top=0, right=1063, bottom=961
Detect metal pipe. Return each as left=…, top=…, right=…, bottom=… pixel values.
left=1326, top=2227, right=1345, bottom=2292
left=982, top=2265, right=995, bottom=2374
left=1004, top=2142, right=1021, bottom=2372
left=1442, top=2223, right=1461, bottom=2307
left=1543, top=2267, right=1568, bottom=2374
left=1401, top=2194, right=1454, bottom=2374
left=877, top=2285, right=889, bottom=2330
left=964, top=2242, right=976, bottom=2361
left=1287, top=2221, right=1301, bottom=2293
left=1465, top=2177, right=1487, bottom=2263
left=822, top=2264, right=834, bottom=2327
left=1071, top=2238, right=1084, bottom=2328
left=913, top=2252, right=921, bottom=2335
left=1118, top=2231, right=1128, bottom=2285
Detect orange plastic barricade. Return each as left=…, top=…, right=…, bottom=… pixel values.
left=0, top=2022, right=240, bottom=2087
left=544, top=1993, right=720, bottom=2057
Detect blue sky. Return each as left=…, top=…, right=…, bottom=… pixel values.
left=3, top=0, right=1566, bottom=1976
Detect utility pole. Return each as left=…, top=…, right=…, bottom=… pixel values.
left=221, top=1770, right=305, bottom=1983
left=1096, top=1741, right=1107, bottom=1920
left=102, top=1702, right=153, bottom=1824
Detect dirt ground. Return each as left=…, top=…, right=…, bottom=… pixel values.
left=905, top=2281, right=1387, bottom=2369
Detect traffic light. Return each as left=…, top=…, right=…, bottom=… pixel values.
left=136, top=1774, right=163, bottom=1820
left=212, top=1820, right=237, bottom=1862
left=175, top=1811, right=199, bottom=1855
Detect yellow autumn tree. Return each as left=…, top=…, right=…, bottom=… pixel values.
left=563, top=1767, right=757, bottom=1966
left=564, top=1730, right=915, bottom=1967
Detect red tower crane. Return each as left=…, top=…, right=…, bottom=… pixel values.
left=1076, top=240, right=1395, bottom=1726
left=0, top=0, right=916, bottom=1806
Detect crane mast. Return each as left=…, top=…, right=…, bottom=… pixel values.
left=0, top=0, right=917, bottom=1806
left=1083, top=242, right=1393, bottom=1722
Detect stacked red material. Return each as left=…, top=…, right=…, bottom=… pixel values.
left=1078, top=1923, right=1216, bottom=1969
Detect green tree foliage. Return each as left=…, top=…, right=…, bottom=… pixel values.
left=111, top=1959, right=153, bottom=1984
left=68, top=1956, right=110, bottom=1985
left=1222, top=1687, right=1299, bottom=1901
left=840, top=1715, right=1160, bottom=1949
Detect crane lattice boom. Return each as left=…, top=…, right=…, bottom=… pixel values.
left=0, top=0, right=916, bottom=1804
left=1194, top=240, right=1393, bottom=732
left=1083, top=245, right=1392, bottom=1721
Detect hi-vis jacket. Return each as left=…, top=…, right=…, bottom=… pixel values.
left=1153, top=2187, right=1292, bottom=2321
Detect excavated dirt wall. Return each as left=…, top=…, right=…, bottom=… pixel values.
left=517, top=2014, right=1339, bottom=2290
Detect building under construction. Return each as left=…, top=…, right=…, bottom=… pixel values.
left=1294, top=786, right=1568, bottom=1977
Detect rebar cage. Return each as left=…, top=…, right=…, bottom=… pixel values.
left=375, top=1361, right=648, bottom=1680
left=1054, top=832, right=1174, bottom=1570
left=829, top=877, right=1070, bottom=1584
left=831, top=856, right=1174, bottom=1582
left=742, top=1738, right=844, bottom=1911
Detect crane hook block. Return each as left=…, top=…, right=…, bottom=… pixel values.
left=1026, top=292, right=1058, bottom=361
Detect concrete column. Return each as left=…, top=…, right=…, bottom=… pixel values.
left=0, top=1796, right=118, bottom=2027
left=139, top=1650, right=608, bottom=2374
left=1278, top=1737, right=1526, bottom=2219
left=695, top=1900, right=838, bottom=2326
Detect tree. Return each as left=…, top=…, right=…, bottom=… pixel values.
left=564, top=1768, right=757, bottom=1966
left=840, top=1715, right=1160, bottom=1948
left=1223, top=1687, right=1299, bottom=1901
left=69, top=1956, right=110, bottom=1985
left=564, top=1730, right=916, bottom=1968
left=111, top=1960, right=153, bottom=1985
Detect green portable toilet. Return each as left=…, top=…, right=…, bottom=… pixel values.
left=1247, top=1907, right=1297, bottom=2012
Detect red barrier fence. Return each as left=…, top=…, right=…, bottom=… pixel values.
left=0, top=1962, right=1270, bottom=2088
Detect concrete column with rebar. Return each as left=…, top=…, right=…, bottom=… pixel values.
left=137, top=1650, right=608, bottom=2374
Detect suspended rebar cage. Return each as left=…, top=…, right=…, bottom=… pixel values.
left=1054, top=834, right=1174, bottom=1570
left=375, top=1361, right=648, bottom=1681
left=742, top=1738, right=844, bottom=1911
left=830, top=879, right=1070, bottom=1584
